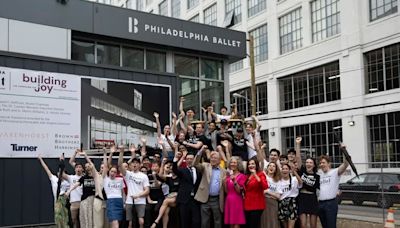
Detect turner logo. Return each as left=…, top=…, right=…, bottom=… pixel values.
left=11, top=144, right=38, bottom=151
left=128, top=17, right=139, bottom=34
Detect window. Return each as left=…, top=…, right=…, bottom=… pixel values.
left=311, top=0, right=340, bottom=42
left=230, top=83, right=268, bottom=117
left=248, top=0, right=266, bottom=17
left=180, top=78, right=199, bottom=118
left=225, top=0, right=242, bottom=25
left=204, top=4, right=218, bottom=26
left=146, top=50, right=166, bottom=72
left=122, top=46, right=144, bottom=69
left=71, top=40, right=95, bottom=63
left=282, top=119, right=343, bottom=166
left=159, top=0, right=168, bottom=16
left=96, top=43, right=120, bottom=66
left=231, top=88, right=251, bottom=118
left=171, top=0, right=180, bottom=18
left=188, top=0, right=199, bottom=9
left=230, top=60, right=243, bottom=73
left=136, top=0, right=144, bottom=11
left=201, top=58, right=223, bottom=80
left=368, top=111, right=400, bottom=168
left=365, top=43, right=400, bottom=93
left=370, top=0, right=398, bottom=21
left=279, top=8, right=303, bottom=54
left=175, top=55, right=199, bottom=77
left=190, top=14, right=200, bottom=23
left=201, top=81, right=224, bottom=112
left=250, top=24, right=268, bottom=63
left=257, top=82, right=268, bottom=115
left=280, top=61, right=340, bottom=110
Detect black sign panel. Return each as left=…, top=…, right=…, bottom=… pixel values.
left=93, top=4, right=246, bottom=58
left=0, top=0, right=246, bottom=59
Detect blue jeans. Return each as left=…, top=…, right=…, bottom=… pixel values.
left=318, top=198, right=338, bottom=228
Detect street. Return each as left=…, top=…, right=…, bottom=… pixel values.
left=339, top=201, right=400, bottom=225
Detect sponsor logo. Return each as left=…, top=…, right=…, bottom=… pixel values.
left=22, top=73, right=67, bottom=94
left=11, top=143, right=38, bottom=151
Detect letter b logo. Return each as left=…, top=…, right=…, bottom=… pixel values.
left=128, top=17, right=138, bottom=34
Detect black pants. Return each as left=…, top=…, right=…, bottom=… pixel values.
left=144, top=198, right=164, bottom=228
left=245, top=210, right=263, bottom=228
left=178, top=198, right=201, bottom=228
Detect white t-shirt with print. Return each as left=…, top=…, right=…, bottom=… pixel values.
left=266, top=175, right=283, bottom=195
left=280, top=175, right=301, bottom=200
left=125, top=170, right=150, bottom=205
left=50, top=175, right=70, bottom=202
left=67, top=174, right=83, bottom=203
left=103, top=176, right=124, bottom=199
left=318, top=168, right=340, bottom=201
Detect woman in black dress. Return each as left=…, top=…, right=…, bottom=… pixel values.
left=297, top=157, right=320, bottom=228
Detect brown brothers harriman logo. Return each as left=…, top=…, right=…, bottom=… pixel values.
left=22, top=73, right=67, bottom=93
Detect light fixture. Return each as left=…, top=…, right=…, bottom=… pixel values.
left=369, top=88, right=378, bottom=92
left=270, top=129, right=275, bottom=136
left=328, top=75, right=340, bottom=80
left=348, top=120, right=355, bottom=126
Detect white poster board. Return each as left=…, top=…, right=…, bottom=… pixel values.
left=0, top=67, right=81, bottom=157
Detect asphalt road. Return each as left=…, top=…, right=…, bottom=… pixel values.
left=339, top=201, right=400, bottom=225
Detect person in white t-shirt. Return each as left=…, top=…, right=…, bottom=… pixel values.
left=38, top=154, right=70, bottom=228
left=119, top=147, right=150, bottom=228
left=278, top=164, right=302, bottom=228
left=317, top=145, right=349, bottom=228
left=95, top=151, right=124, bottom=228
left=67, top=150, right=84, bottom=228
left=154, top=112, right=177, bottom=160
left=262, top=161, right=282, bottom=228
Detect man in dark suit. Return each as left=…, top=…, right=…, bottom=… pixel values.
left=173, top=150, right=201, bottom=228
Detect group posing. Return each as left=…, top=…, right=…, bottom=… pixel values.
left=39, top=97, right=349, bottom=228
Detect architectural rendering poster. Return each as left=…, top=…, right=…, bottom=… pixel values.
left=0, top=66, right=170, bottom=157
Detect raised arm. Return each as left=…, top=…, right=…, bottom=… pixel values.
left=295, top=137, right=302, bottom=168
left=107, top=147, right=114, bottom=169
left=102, top=151, right=108, bottom=178
left=127, top=144, right=136, bottom=164
left=69, top=149, right=79, bottom=167
left=172, top=112, right=178, bottom=136
left=38, top=154, right=53, bottom=178
left=140, top=137, right=147, bottom=162
left=252, top=115, right=262, bottom=132
left=118, top=145, right=127, bottom=176
left=179, top=96, right=185, bottom=117
left=338, top=144, right=350, bottom=176
left=154, top=112, right=161, bottom=138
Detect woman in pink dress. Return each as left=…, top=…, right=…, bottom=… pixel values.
left=224, top=156, right=247, bottom=227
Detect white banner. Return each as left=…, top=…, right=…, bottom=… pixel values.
left=0, top=67, right=81, bottom=157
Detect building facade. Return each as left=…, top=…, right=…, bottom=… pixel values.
left=123, top=0, right=400, bottom=173
left=0, top=0, right=245, bottom=226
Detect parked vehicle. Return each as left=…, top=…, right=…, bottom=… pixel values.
left=338, top=172, right=400, bottom=208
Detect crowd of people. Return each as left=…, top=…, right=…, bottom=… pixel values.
left=39, top=98, right=349, bottom=228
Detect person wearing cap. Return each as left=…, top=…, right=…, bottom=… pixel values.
left=232, top=127, right=248, bottom=163
left=217, top=119, right=233, bottom=146
left=118, top=149, right=150, bottom=228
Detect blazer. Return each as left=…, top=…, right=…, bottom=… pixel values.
left=193, top=153, right=226, bottom=212
left=244, top=171, right=268, bottom=211
left=173, top=161, right=201, bottom=204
